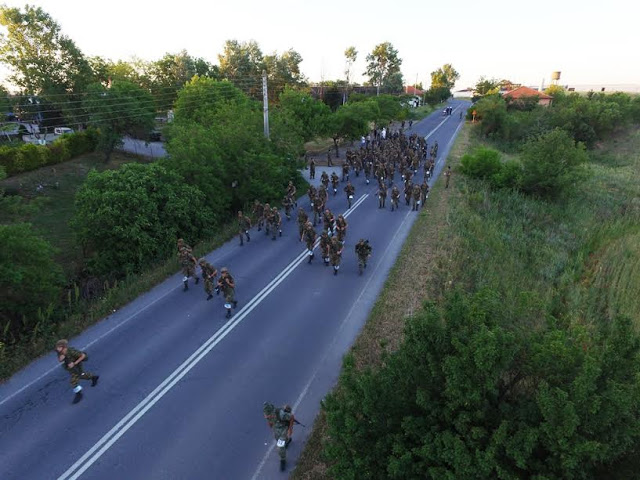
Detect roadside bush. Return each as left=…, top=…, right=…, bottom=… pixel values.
left=14, top=143, right=48, bottom=172
left=323, top=290, right=640, bottom=480
left=73, top=163, right=215, bottom=276
left=460, top=146, right=503, bottom=180
left=473, top=94, right=507, bottom=137
left=0, top=130, right=98, bottom=176
left=491, top=159, right=522, bottom=189
left=520, top=128, right=587, bottom=198
left=0, top=223, right=64, bottom=343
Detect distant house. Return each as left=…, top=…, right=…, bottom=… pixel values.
left=502, top=86, right=553, bottom=107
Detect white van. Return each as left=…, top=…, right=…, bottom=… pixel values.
left=54, top=127, right=74, bottom=135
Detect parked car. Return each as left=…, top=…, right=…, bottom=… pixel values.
left=54, top=127, right=74, bottom=135
left=148, top=129, right=163, bottom=142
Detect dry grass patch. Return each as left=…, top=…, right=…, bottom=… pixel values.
left=292, top=124, right=474, bottom=479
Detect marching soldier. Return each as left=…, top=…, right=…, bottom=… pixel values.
left=55, top=339, right=99, bottom=404
left=420, top=179, right=429, bottom=207
left=263, top=203, right=272, bottom=236
left=412, top=183, right=421, bottom=211
left=313, top=194, right=324, bottom=226
left=404, top=181, right=413, bottom=206
left=297, top=207, right=308, bottom=240
left=237, top=210, right=251, bottom=246
left=307, top=185, right=317, bottom=210
left=335, top=214, right=347, bottom=244
left=282, top=195, right=293, bottom=221
left=263, top=402, right=297, bottom=471
left=286, top=181, right=297, bottom=206
left=198, top=258, right=218, bottom=300
left=341, top=161, right=350, bottom=182
left=327, top=149, right=333, bottom=167
left=252, top=200, right=265, bottom=231
left=217, top=267, right=237, bottom=318
left=323, top=208, right=335, bottom=236
left=329, top=236, right=343, bottom=275
left=444, top=165, right=452, bottom=188
left=303, top=221, right=317, bottom=263
left=270, top=206, right=282, bottom=240
left=344, top=181, right=355, bottom=208
left=309, top=157, right=316, bottom=179
left=390, top=184, right=400, bottom=211
left=355, top=239, right=372, bottom=275
left=331, top=171, right=340, bottom=195
left=377, top=183, right=387, bottom=209
left=321, top=171, right=330, bottom=190
left=177, top=239, right=199, bottom=291
left=320, top=231, right=331, bottom=266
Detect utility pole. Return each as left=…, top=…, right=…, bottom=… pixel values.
left=262, top=70, right=270, bottom=139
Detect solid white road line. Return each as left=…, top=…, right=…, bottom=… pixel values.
left=57, top=194, right=369, bottom=480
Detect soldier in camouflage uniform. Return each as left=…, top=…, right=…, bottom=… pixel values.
left=322, top=208, right=335, bottom=236
left=404, top=181, right=413, bottom=206
left=282, top=195, right=293, bottom=221
left=198, top=258, right=218, bottom=300
left=297, top=207, right=308, bottom=241
left=420, top=179, right=429, bottom=207
left=331, top=171, right=340, bottom=195
left=217, top=267, right=237, bottom=318
left=321, top=171, right=330, bottom=190
left=412, top=183, right=422, bottom=211
left=55, top=339, right=99, bottom=404
left=355, top=239, right=372, bottom=275
left=270, top=206, right=282, bottom=240
left=329, top=236, right=343, bottom=275
left=263, top=402, right=296, bottom=471
left=263, top=203, right=272, bottom=236
left=313, top=194, right=323, bottom=226
left=309, top=158, right=316, bottom=179
left=303, top=221, right=317, bottom=263
left=252, top=200, right=265, bottom=231
left=286, top=181, right=297, bottom=207
left=307, top=185, right=317, bottom=210
left=377, top=183, right=387, bottom=209
left=177, top=239, right=199, bottom=291
left=320, top=230, right=331, bottom=266
left=335, top=214, right=348, bottom=243
left=341, top=161, right=350, bottom=182
left=344, top=181, right=355, bottom=208
left=390, top=184, right=400, bottom=211
left=237, top=211, right=251, bottom=246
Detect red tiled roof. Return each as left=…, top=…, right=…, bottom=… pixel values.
left=503, top=86, right=552, bottom=100
left=405, top=86, right=424, bottom=95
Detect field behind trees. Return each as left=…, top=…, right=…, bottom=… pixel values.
left=294, top=100, right=640, bottom=479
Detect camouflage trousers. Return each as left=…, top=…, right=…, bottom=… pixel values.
left=182, top=264, right=195, bottom=278
left=69, top=367, right=94, bottom=388
left=204, top=276, right=215, bottom=295
left=273, top=429, right=289, bottom=460
left=224, top=288, right=235, bottom=305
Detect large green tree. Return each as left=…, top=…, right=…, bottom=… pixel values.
left=323, top=291, right=640, bottom=479
left=343, top=46, right=358, bottom=103
left=364, top=42, right=403, bottom=96
left=430, top=63, right=460, bottom=90
left=264, top=49, right=305, bottom=101
left=0, top=5, right=93, bottom=95
left=218, top=40, right=264, bottom=98
left=83, top=80, right=155, bottom=161
left=276, top=87, right=331, bottom=142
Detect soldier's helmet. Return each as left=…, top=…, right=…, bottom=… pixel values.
left=198, top=258, right=206, bottom=265
left=283, top=404, right=292, bottom=413
left=177, top=238, right=184, bottom=245
left=272, top=206, right=277, bottom=212
left=55, top=339, right=68, bottom=349
left=238, top=210, right=243, bottom=216
left=220, top=267, right=228, bottom=273
left=263, top=402, right=275, bottom=416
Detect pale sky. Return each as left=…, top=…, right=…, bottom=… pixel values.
left=1, top=0, right=638, bottom=91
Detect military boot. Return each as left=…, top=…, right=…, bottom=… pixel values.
left=240, top=237, right=244, bottom=246
left=72, top=391, right=83, bottom=404
left=233, top=300, right=238, bottom=308
left=207, top=293, right=213, bottom=301
left=183, top=280, right=189, bottom=291
left=280, top=459, right=286, bottom=471
left=195, top=276, right=199, bottom=285
left=91, top=375, right=100, bottom=387
left=246, top=232, right=250, bottom=242
left=226, top=309, right=232, bottom=319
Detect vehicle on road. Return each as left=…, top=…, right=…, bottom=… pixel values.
left=54, top=127, right=74, bottom=135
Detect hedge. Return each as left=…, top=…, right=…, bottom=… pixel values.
left=0, top=129, right=99, bottom=176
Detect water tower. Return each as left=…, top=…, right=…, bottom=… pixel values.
left=551, top=71, right=561, bottom=85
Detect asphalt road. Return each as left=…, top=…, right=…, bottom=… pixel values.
left=0, top=100, right=470, bottom=480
